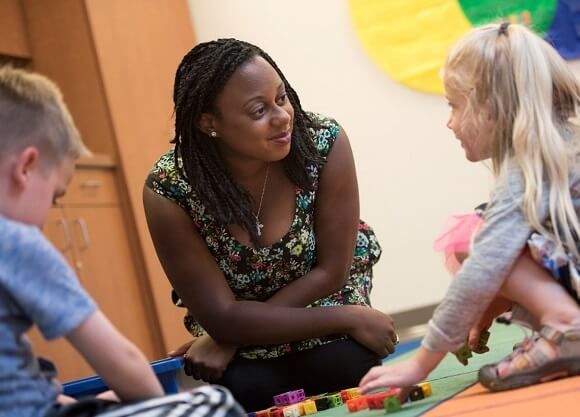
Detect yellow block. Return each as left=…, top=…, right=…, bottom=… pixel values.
left=419, top=381, right=433, bottom=397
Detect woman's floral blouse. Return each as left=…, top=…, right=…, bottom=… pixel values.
left=146, top=113, right=382, bottom=359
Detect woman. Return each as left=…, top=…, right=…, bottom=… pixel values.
left=143, top=38, right=397, bottom=411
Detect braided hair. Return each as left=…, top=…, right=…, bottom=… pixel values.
left=172, top=39, right=323, bottom=246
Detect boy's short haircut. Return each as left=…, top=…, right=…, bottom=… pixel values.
left=0, top=66, right=89, bottom=168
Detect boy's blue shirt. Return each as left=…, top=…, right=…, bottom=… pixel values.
left=0, top=214, right=96, bottom=417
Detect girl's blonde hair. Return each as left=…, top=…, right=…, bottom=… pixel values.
left=443, top=23, right=580, bottom=259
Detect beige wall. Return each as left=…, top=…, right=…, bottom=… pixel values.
left=189, top=0, right=571, bottom=315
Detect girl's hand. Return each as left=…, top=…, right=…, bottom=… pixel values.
left=359, top=348, right=444, bottom=393
left=359, top=358, right=427, bottom=393
left=347, top=306, right=397, bottom=357
left=182, top=335, right=237, bottom=382
left=468, top=296, right=511, bottom=352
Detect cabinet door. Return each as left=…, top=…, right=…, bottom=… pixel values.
left=27, top=207, right=94, bottom=381
left=66, top=206, right=161, bottom=361
left=42, top=207, right=76, bottom=267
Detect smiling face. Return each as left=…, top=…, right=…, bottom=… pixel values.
left=201, top=56, right=294, bottom=166
left=444, top=83, right=492, bottom=162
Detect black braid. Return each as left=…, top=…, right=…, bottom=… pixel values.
left=171, top=39, right=323, bottom=247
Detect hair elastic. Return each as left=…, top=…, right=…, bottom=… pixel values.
left=498, top=21, right=510, bottom=37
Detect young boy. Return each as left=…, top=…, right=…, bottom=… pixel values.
left=0, top=66, right=244, bottom=417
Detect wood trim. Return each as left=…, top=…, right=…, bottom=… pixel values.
left=76, top=154, right=116, bottom=168
left=0, top=0, right=31, bottom=58
left=21, top=0, right=118, bottom=157
left=84, top=0, right=196, bottom=350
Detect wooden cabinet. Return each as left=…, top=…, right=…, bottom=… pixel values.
left=20, top=0, right=194, bottom=352
left=28, top=159, right=163, bottom=381
left=0, top=0, right=30, bottom=59
left=5, top=0, right=196, bottom=378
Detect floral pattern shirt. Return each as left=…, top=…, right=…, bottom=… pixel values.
left=146, top=113, right=382, bottom=359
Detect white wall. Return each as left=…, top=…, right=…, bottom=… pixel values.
left=186, top=0, right=494, bottom=314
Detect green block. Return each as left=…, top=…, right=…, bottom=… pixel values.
left=384, top=396, right=401, bottom=412
left=326, top=394, right=343, bottom=408
left=476, top=329, right=491, bottom=352
left=454, top=343, right=472, bottom=366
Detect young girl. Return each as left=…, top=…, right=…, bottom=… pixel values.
left=360, top=22, right=580, bottom=393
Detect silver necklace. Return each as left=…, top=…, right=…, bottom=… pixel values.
left=255, top=163, right=270, bottom=237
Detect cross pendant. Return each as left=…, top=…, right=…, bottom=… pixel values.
left=256, top=219, right=264, bottom=237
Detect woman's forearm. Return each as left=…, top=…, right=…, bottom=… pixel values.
left=204, top=302, right=357, bottom=345
left=266, top=267, right=347, bottom=308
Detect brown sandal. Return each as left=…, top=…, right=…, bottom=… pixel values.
left=479, top=325, right=580, bottom=391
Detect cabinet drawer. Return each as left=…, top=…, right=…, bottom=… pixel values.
left=61, top=169, right=119, bottom=206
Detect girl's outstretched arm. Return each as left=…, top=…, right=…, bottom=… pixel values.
left=359, top=348, right=445, bottom=393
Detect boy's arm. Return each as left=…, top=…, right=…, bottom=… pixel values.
left=66, top=310, right=164, bottom=402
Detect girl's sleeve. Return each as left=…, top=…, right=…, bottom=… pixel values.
left=423, top=167, right=546, bottom=352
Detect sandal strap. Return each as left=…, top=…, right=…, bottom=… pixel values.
left=539, top=325, right=564, bottom=344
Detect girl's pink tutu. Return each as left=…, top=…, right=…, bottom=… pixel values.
left=434, top=213, right=484, bottom=275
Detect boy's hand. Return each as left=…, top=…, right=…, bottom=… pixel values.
left=182, top=335, right=236, bottom=382
left=57, top=394, right=77, bottom=405
left=96, top=390, right=120, bottom=402
left=359, top=348, right=443, bottom=394
left=167, top=338, right=197, bottom=357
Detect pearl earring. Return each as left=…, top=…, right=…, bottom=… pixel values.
left=210, top=131, right=217, bottom=138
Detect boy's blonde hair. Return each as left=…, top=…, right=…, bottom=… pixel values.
left=0, top=66, right=89, bottom=169
left=443, top=23, right=580, bottom=259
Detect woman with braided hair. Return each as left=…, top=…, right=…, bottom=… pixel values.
left=143, top=38, right=397, bottom=411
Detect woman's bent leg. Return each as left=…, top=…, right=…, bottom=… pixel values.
left=215, top=339, right=381, bottom=412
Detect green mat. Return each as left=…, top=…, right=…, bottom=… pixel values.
left=315, top=323, right=527, bottom=417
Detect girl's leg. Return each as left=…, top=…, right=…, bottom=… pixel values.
left=499, top=254, right=580, bottom=331
left=478, top=254, right=580, bottom=391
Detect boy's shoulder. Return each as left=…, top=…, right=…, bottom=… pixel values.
left=0, top=215, right=53, bottom=257
left=0, top=215, right=66, bottom=284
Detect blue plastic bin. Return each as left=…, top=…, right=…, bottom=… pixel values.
left=63, top=357, right=184, bottom=398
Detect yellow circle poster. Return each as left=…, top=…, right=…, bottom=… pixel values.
left=348, top=0, right=559, bottom=94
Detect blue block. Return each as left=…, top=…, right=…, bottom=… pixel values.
left=63, top=357, right=184, bottom=398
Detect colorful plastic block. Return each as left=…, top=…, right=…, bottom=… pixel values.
left=454, top=342, right=473, bottom=366
left=269, top=408, right=284, bottom=417
left=346, top=397, right=368, bottom=413
left=274, top=393, right=290, bottom=406
left=313, top=397, right=329, bottom=411
left=408, top=386, right=425, bottom=402
left=346, top=388, right=360, bottom=399
left=326, top=393, right=343, bottom=408
left=365, top=390, right=397, bottom=409
left=418, top=382, right=432, bottom=397
left=282, top=405, right=300, bottom=417
left=288, top=389, right=305, bottom=404
left=476, top=329, right=491, bottom=352
left=302, top=400, right=317, bottom=415
left=274, top=389, right=305, bottom=406
left=384, top=396, right=401, bottom=413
